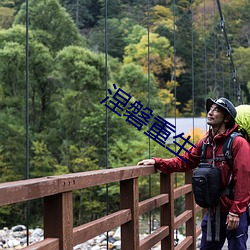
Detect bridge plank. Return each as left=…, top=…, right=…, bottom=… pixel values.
left=174, top=210, right=192, bottom=229
left=139, top=194, right=169, bottom=215
left=57, top=165, right=156, bottom=192
left=175, top=236, right=193, bottom=250
left=140, top=226, right=169, bottom=250
left=174, top=184, right=192, bottom=199
left=73, top=209, right=131, bottom=245
left=0, top=166, right=156, bottom=206
left=0, top=177, right=59, bottom=206
left=22, top=238, right=59, bottom=250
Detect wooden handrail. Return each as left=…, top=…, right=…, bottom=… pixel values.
left=0, top=165, right=203, bottom=250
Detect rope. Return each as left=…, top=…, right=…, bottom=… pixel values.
left=173, top=0, right=177, bottom=159
left=191, top=0, right=195, bottom=141
left=203, top=0, right=207, bottom=98
left=147, top=0, right=152, bottom=234
left=213, top=0, right=217, bottom=95
left=25, top=0, right=30, bottom=245
left=219, top=36, right=225, bottom=96
left=215, top=0, right=242, bottom=104
left=25, top=0, right=29, bottom=181
left=76, top=0, right=79, bottom=27
left=172, top=0, right=179, bottom=245
left=104, top=0, right=109, bottom=247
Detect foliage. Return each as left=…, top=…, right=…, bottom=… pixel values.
left=0, top=7, right=15, bottom=29
left=234, top=46, right=250, bottom=102
left=14, top=0, right=84, bottom=52
left=0, top=0, right=249, bottom=228
left=61, top=0, right=101, bottom=29
left=148, top=5, right=174, bottom=32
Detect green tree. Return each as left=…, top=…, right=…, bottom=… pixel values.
left=234, top=46, right=250, bottom=102
left=0, top=6, right=15, bottom=29
left=86, top=17, right=138, bottom=60
left=0, top=25, right=56, bottom=132
left=116, top=63, right=164, bottom=113
left=61, top=0, right=101, bottom=28
left=14, top=0, right=84, bottom=52
left=30, top=141, right=57, bottom=177
left=124, top=32, right=185, bottom=86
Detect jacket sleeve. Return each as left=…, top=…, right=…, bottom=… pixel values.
left=153, top=139, right=203, bottom=174
left=230, top=136, right=250, bottom=215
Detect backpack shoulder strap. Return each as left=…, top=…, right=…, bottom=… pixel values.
left=223, top=132, right=242, bottom=169
left=200, top=142, right=208, bottom=163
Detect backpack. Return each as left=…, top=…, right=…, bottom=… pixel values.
left=192, top=162, right=221, bottom=208
left=192, top=132, right=241, bottom=208
left=235, top=105, right=250, bottom=142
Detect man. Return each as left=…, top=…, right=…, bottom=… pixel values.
left=138, top=97, right=250, bottom=250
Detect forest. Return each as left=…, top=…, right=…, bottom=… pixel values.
left=0, top=0, right=249, bottom=228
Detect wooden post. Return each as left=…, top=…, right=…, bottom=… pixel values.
left=185, top=171, right=196, bottom=250
left=44, top=192, right=73, bottom=250
left=161, top=173, right=174, bottom=250
left=120, top=178, right=139, bottom=250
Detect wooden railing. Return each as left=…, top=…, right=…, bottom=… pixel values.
left=0, top=165, right=203, bottom=250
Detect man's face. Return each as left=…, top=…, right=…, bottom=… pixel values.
left=207, top=104, right=226, bottom=127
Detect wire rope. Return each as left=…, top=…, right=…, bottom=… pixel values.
left=104, top=0, right=109, bottom=248
left=25, top=0, right=30, bottom=245
left=191, top=1, right=195, bottom=141
left=76, top=0, right=79, bottom=27
left=173, top=0, right=177, bottom=186
left=203, top=0, right=207, bottom=98
left=147, top=0, right=152, bottom=234
left=215, top=0, right=242, bottom=104
left=213, top=0, right=217, bottom=96
left=172, top=0, right=179, bottom=245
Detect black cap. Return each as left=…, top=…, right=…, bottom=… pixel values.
left=206, top=97, right=237, bottom=119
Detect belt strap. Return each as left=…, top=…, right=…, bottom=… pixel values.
left=215, top=204, right=220, bottom=242
left=207, top=208, right=212, bottom=241
left=206, top=204, right=220, bottom=242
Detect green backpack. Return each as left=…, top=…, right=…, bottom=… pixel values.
left=235, top=105, right=250, bottom=142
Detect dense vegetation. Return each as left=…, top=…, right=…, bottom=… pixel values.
left=0, top=0, right=249, bottom=227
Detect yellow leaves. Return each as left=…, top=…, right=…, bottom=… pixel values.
left=174, top=56, right=186, bottom=77
left=166, top=80, right=179, bottom=91
left=0, top=7, right=15, bottom=29
left=182, top=99, right=193, bottom=115
left=124, top=33, right=173, bottom=75
left=158, top=88, right=174, bottom=105
left=124, top=31, right=186, bottom=85
left=158, top=86, right=181, bottom=117
left=149, top=5, right=174, bottom=32
left=185, top=128, right=206, bottom=143
left=200, top=112, right=207, bottom=118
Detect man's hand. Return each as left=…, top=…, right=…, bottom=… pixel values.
left=226, top=213, right=240, bottom=230
left=137, top=159, right=155, bottom=166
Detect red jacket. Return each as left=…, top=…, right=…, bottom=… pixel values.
left=154, top=124, right=250, bottom=216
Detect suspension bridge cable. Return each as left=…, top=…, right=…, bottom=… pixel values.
left=172, top=0, right=179, bottom=245
left=203, top=0, right=207, bottom=98
left=104, top=0, right=109, bottom=248
left=173, top=0, right=177, bottom=167
left=218, top=33, right=225, bottom=96
left=213, top=0, right=217, bottom=96
left=147, top=0, right=152, bottom=234
left=191, top=0, right=195, bottom=140
left=216, top=0, right=242, bottom=103
left=25, top=0, right=30, bottom=245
